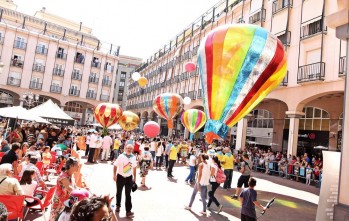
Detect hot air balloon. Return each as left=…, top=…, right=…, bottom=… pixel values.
left=143, top=121, right=160, bottom=138
left=185, top=62, right=196, bottom=72
left=181, top=109, right=206, bottom=140
left=153, top=93, right=184, bottom=129
left=118, top=111, right=140, bottom=131
left=198, top=24, right=287, bottom=143
left=94, top=103, right=123, bottom=135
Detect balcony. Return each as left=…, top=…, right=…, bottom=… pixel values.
left=69, top=89, right=80, bottom=96
left=298, top=62, right=325, bottom=83
left=272, top=0, right=293, bottom=15
left=56, top=51, right=67, bottom=60
left=10, top=59, right=24, bottom=68
left=74, top=55, right=85, bottom=64
left=13, top=40, right=26, bottom=50
left=188, top=91, right=197, bottom=100
left=0, top=37, right=4, bottom=44
left=88, top=76, right=99, bottom=84
left=102, top=79, right=112, bottom=87
left=190, top=69, right=199, bottom=77
left=280, top=71, right=288, bottom=86
left=86, top=92, right=97, bottom=99
left=339, top=56, right=346, bottom=77
left=104, top=64, right=114, bottom=72
left=300, top=17, right=326, bottom=39
left=100, top=94, right=109, bottom=101
left=32, top=64, right=45, bottom=73
left=192, top=45, right=199, bottom=56
left=117, top=96, right=123, bottom=101
left=181, top=72, right=189, bottom=81
left=53, top=68, right=65, bottom=77
left=249, top=9, right=266, bottom=24
left=180, top=93, right=187, bottom=98
left=71, top=72, right=82, bottom=81
left=197, top=89, right=203, bottom=98
left=7, top=77, right=21, bottom=87
left=50, top=85, right=62, bottom=93
left=35, top=46, right=48, bottom=55
left=29, top=81, right=43, bottom=90
left=183, top=51, right=191, bottom=60
left=91, top=61, right=101, bottom=68
left=277, top=31, right=291, bottom=47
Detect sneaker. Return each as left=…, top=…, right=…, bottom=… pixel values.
left=217, top=205, right=223, bottom=214
left=126, top=211, right=134, bottom=217
left=115, top=206, right=120, bottom=212
left=231, top=195, right=238, bottom=199
left=200, top=211, right=207, bottom=215
left=184, top=206, right=191, bottom=211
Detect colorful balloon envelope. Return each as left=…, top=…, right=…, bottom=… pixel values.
left=118, top=111, right=140, bottom=131
left=153, top=93, right=184, bottom=129
left=94, top=103, right=123, bottom=128
left=198, top=24, right=287, bottom=143
left=181, top=109, right=206, bottom=140
left=138, top=77, right=148, bottom=88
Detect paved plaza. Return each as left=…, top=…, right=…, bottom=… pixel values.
left=26, top=151, right=319, bottom=221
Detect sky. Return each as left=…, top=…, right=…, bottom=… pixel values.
left=14, top=0, right=219, bottom=61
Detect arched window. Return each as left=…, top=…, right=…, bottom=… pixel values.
left=0, top=91, right=14, bottom=107
left=247, top=109, right=273, bottom=128
left=64, top=102, right=83, bottom=113
left=299, top=107, right=330, bottom=131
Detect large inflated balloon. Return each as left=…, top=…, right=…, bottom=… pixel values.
left=181, top=109, right=206, bottom=140
left=198, top=24, right=287, bottom=143
left=132, top=72, right=141, bottom=81
left=143, top=121, right=160, bottom=138
left=94, top=103, right=123, bottom=128
left=118, top=111, right=140, bottom=131
left=185, top=62, right=196, bottom=72
left=138, top=77, right=148, bottom=88
left=153, top=93, right=184, bottom=129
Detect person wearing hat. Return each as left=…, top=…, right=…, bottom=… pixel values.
left=57, top=189, right=90, bottom=221
left=231, top=153, right=253, bottom=200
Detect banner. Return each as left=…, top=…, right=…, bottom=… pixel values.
left=316, top=151, right=341, bottom=220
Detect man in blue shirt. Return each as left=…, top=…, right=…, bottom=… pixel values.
left=239, top=177, right=267, bottom=221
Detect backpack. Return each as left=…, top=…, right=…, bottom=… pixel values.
left=215, top=168, right=226, bottom=184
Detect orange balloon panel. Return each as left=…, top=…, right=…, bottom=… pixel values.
left=94, top=103, right=123, bottom=128
left=118, top=111, right=140, bottom=131
left=138, top=77, right=148, bottom=87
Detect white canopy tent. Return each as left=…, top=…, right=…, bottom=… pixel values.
left=0, top=106, right=50, bottom=124
left=28, top=99, right=75, bottom=125
left=88, top=123, right=122, bottom=130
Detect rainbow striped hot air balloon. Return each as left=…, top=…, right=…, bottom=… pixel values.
left=94, top=103, right=123, bottom=128
left=198, top=24, right=287, bottom=143
left=181, top=109, right=207, bottom=140
left=153, top=93, right=184, bottom=129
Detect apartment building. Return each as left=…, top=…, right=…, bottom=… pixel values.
left=0, top=0, right=141, bottom=124
left=126, top=0, right=346, bottom=157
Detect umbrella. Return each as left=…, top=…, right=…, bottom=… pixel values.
left=0, top=106, right=50, bottom=124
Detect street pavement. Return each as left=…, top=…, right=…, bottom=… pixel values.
left=27, top=152, right=319, bottom=221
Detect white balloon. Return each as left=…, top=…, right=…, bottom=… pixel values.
left=183, top=97, right=192, bottom=105
left=132, top=72, right=141, bottom=81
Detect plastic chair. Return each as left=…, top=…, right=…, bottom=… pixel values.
left=0, top=152, right=5, bottom=162
left=0, top=195, right=25, bottom=220
left=35, top=161, right=44, bottom=176
left=23, top=186, right=56, bottom=221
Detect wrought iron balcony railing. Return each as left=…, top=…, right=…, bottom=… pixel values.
left=298, top=62, right=325, bottom=83
left=53, top=68, right=65, bottom=77
left=7, top=77, right=21, bottom=87
left=50, top=85, right=62, bottom=93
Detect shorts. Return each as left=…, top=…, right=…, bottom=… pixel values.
left=241, top=213, right=257, bottom=221
left=237, top=175, right=250, bottom=188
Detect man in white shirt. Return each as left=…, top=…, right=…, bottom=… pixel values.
left=101, top=134, right=113, bottom=161
left=87, top=131, right=98, bottom=163
left=113, top=144, right=137, bottom=217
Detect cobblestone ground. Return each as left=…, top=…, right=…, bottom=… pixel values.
left=27, top=152, right=319, bottom=221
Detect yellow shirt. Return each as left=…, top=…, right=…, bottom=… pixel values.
left=222, top=154, right=235, bottom=170
left=169, top=146, right=178, bottom=160
left=216, top=152, right=224, bottom=162
left=114, top=139, right=120, bottom=150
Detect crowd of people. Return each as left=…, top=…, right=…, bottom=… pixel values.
left=0, top=121, right=322, bottom=221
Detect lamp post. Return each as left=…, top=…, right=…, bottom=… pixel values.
left=21, top=92, right=39, bottom=109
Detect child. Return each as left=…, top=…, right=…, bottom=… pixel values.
left=306, top=165, right=312, bottom=185
left=239, top=177, right=266, bottom=221
left=57, top=189, right=90, bottom=221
